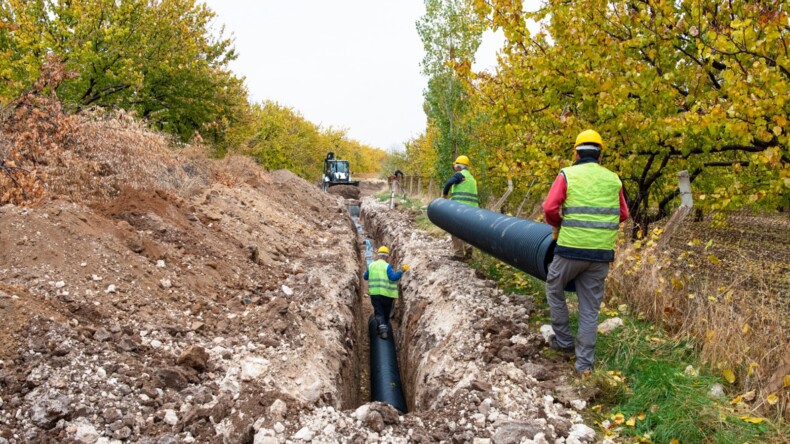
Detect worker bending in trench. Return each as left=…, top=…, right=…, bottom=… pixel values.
left=541, top=130, right=629, bottom=377
left=363, top=246, right=409, bottom=339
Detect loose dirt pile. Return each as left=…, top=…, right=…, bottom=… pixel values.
left=0, top=115, right=366, bottom=442
left=327, top=186, right=361, bottom=200
left=1, top=113, right=600, bottom=443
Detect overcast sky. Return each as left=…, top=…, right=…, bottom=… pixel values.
left=203, top=1, right=537, bottom=151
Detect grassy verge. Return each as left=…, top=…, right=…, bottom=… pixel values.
left=469, top=252, right=785, bottom=443
left=378, top=192, right=446, bottom=238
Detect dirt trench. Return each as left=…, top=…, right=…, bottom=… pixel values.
left=0, top=172, right=598, bottom=444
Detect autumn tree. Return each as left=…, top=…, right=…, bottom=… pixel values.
left=417, top=0, right=484, bottom=182
left=233, top=101, right=387, bottom=181
left=1, top=0, right=247, bottom=146
left=458, top=0, right=789, bottom=234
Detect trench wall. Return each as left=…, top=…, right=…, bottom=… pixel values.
left=360, top=198, right=548, bottom=414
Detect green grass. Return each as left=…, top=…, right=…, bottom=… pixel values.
left=467, top=253, right=783, bottom=444
left=380, top=192, right=447, bottom=237
left=590, top=320, right=781, bottom=443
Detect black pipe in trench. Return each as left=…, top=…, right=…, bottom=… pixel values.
left=351, top=203, right=408, bottom=413
left=426, top=198, right=575, bottom=291
left=368, top=316, right=408, bottom=413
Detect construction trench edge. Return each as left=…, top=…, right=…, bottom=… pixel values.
left=0, top=173, right=598, bottom=443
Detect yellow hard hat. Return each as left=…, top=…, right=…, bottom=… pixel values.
left=574, top=130, right=604, bottom=150
left=378, top=246, right=390, bottom=254
left=453, top=155, right=470, bottom=166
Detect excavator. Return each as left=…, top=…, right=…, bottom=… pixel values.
left=322, top=151, right=359, bottom=192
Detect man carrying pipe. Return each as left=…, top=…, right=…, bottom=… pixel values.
left=541, top=129, right=630, bottom=377
left=363, top=246, right=409, bottom=339
left=442, top=155, right=479, bottom=261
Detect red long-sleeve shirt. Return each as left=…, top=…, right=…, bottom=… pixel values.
left=542, top=170, right=629, bottom=227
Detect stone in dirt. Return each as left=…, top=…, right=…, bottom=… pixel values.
left=177, top=345, right=210, bottom=372
left=29, top=389, right=70, bottom=429
left=567, top=423, right=596, bottom=443
left=67, top=417, right=99, bottom=443
left=292, top=426, right=314, bottom=441
left=363, top=410, right=384, bottom=433
left=156, top=367, right=189, bottom=391
left=240, top=356, right=269, bottom=381
left=370, top=402, right=399, bottom=425
left=597, top=317, right=623, bottom=334
left=269, top=399, right=287, bottom=420
left=491, top=421, right=543, bottom=444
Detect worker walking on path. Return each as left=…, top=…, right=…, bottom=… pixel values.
left=541, top=130, right=629, bottom=377
left=442, top=155, right=479, bottom=261
left=364, top=246, right=409, bottom=339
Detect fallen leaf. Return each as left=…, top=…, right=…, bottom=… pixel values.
left=613, top=412, right=625, bottom=425
left=626, top=417, right=636, bottom=427
left=766, top=394, right=778, bottom=405
left=638, top=412, right=647, bottom=420
left=723, top=368, right=736, bottom=384
left=742, top=390, right=756, bottom=402
left=739, top=415, right=764, bottom=424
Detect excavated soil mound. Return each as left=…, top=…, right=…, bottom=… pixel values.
left=328, top=185, right=361, bottom=200
left=0, top=114, right=600, bottom=443
left=0, top=165, right=363, bottom=442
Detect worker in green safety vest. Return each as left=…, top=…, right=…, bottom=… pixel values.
left=541, top=129, right=630, bottom=378
left=442, top=155, right=479, bottom=261
left=363, top=246, right=409, bottom=339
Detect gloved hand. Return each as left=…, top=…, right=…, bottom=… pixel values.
left=401, top=264, right=410, bottom=272
left=551, top=226, right=560, bottom=240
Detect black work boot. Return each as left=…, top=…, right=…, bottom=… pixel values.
left=377, top=324, right=388, bottom=340
left=549, top=337, right=575, bottom=356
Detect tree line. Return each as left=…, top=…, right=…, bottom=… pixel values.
left=0, top=0, right=386, bottom=182
left=404, top=0, right=788, bottom=233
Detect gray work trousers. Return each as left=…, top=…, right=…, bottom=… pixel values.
left=452, top=235, right=472, bottom=258
left=546, top=255, right=610, bottom=373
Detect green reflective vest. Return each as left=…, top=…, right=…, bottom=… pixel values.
left=367, top=259, right=399, bottom=298
left=451, top=169, right=479, bottom=207
left=557, top=162, right=622, bottom=251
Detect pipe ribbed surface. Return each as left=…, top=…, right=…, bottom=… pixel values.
left=427, top=199, right=575, bottom=291
left=368, top=316, right=408, bottom=413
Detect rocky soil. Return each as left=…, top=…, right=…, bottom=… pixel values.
left=0, top=129, right=598, bottom=442
left=0, top=169, right=365, bottom=443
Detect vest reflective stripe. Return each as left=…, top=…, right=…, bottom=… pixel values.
left=558, top=162, right=622, bottom=251
left=562, top=220, right=620, bottom=230
left=368, top=260, right=399, bottom=298
left=562, top=206, right=620, bottom=216
left=451, top=170, right=479, bottom=207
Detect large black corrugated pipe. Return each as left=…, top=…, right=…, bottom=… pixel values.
left=427, top=198, right=575, bottom=291
left=368, top=315, right=408, bottom=413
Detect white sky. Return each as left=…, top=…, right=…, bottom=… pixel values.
left=203, top=1, right=541, bottom=151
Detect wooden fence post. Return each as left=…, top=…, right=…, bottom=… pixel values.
left=657, top=170, right=694, bottom=248
left=678, top=170, right=693, bottom=208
